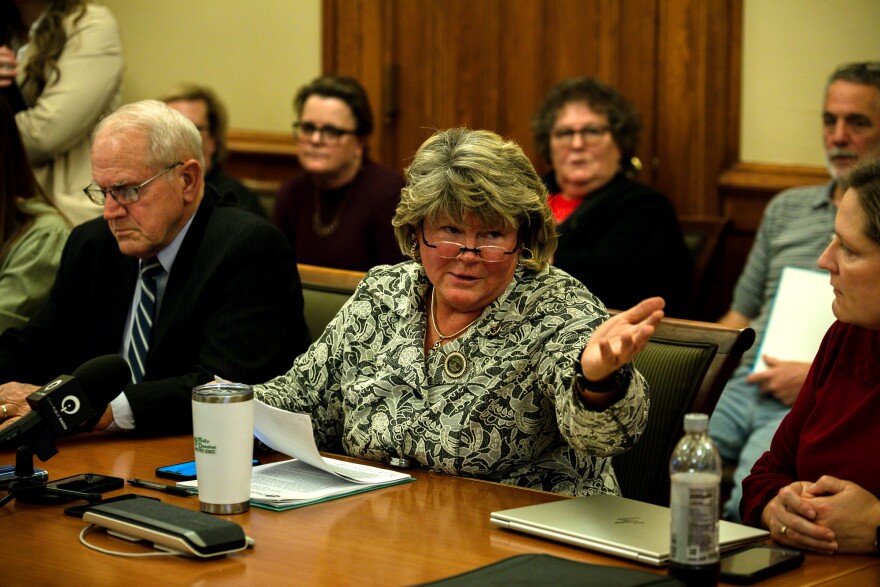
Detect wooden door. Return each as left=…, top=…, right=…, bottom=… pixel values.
left=324, top=0, right=740, bottom=217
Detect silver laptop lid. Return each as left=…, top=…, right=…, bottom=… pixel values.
left=490, top=494, right=769, bottom=567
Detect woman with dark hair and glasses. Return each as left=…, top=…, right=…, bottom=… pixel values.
left=0, top=96, right=70, bottom=334
left=0, top=0, right=123, bottom=226
left=272, top=75, right=404, bottom=271
left=257, top=127, right=664, bottom=496
left=532, top=77, right=691, bottom=316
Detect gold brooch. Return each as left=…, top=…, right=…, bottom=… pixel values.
left=443, top=351, right=467, bottom=378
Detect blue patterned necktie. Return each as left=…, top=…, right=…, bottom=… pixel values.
left=127, top=257, right=163, bottom=384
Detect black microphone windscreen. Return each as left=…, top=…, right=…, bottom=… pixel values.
left=71, top=355, right=133, bottom=405
left=0, top=356, right=131, bottom=455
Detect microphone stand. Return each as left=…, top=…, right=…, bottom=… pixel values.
left=0, top=445, right=100, bottom=508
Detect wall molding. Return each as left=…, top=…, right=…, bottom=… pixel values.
left=719, top=161, right=829, bottom=193
left=225, top=130, right=299, bottom=194
left=227, top=129, right=297, bottom=156
left=718, top=161, right=829, bottom=233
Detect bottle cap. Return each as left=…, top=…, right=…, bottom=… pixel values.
left=683, top=412, right=709, bottom=433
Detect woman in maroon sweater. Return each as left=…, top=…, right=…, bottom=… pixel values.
left=273, top=76, right=404, bottom=272
left=741, top=159, right=880, bottom=555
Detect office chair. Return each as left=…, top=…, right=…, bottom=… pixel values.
left=297, top=264, right=366, bottom=342
left=678, top=215, right=732, bottom=321
left=609, top=315, right=755, bottom=506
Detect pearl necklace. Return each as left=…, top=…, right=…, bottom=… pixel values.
left=429, top=288, right=480, bottom=354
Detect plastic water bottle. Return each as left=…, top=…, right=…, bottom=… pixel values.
left=669, top=413, right=721, bottom=586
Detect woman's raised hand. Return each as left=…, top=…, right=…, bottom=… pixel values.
left=580, top=297, right=665, bottom=382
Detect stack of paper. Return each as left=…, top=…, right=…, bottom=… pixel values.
left=179, top=401, right=413, bottom=511
left=752, top=266, right=836, bottom=372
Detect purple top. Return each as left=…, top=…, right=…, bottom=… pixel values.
left=273, top=159, right=404, bottom=271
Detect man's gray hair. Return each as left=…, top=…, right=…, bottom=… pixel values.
left=827, top=62, right=880, bottom=93
left=94, top=99, right=204, bottom=169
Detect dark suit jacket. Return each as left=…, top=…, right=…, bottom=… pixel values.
left=0, top=189, right=310, bottom=435
left=206, top=164, right=266, bottom=218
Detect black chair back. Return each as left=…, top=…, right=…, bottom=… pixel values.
left=607, top=314, right=755, bottom=506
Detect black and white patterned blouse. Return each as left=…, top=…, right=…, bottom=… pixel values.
left=255, top=262, right=648, bottom=496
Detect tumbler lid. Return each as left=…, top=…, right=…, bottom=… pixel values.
left=192, top=382, right=253, bottom=403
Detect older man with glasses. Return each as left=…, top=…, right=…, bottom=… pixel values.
left=0, top=100, right=310, bottom=438
left=710, top=61, right=880, bottom=522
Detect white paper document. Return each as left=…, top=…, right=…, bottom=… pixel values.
left=752, top=266, right=836, bottom=372
left=180, top=400, right=412, bottom=510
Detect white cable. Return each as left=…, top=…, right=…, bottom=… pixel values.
left=79, top=524, right=181, bottom=558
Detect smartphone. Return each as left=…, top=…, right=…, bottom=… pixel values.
left=155, top=459, right=260, bottom=481
left=19, top=473, right=126, bottom=505
left=0, top=464, right=49, bottom=489
left=64, top=493, right=159, bottom=518
left=719, top=545, right=805, bottom=585
left=46, top=473, right=124, bottom=494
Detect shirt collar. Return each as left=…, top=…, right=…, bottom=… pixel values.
left=154, top=204, right=199, bottom=273
left=812, top=181, right=839, bottom=210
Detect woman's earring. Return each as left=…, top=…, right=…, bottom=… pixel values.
left=520, top=245, right=533, bottom=260
left=410, top=234, right=420, bottom=261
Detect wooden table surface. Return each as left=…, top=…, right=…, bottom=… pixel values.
left=1, top=434, right=877, bottom=586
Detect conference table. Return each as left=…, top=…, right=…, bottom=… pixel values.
left=2, top=434, right=878, bottom=586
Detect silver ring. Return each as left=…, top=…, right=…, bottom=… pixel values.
left=1, top=404, right=7, bottom=420
left=780, top=524, right=788, bottom=536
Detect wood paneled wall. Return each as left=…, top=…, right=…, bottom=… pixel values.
left=225, top=0, right=830, bottom=318
left=320, top=0, right=743, bottom=218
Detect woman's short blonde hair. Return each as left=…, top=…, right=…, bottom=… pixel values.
left=392, top=128, right=557, bottom=271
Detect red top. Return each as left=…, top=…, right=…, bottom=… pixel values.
left=741, top=320, right=880, bottom=525
left=547, top=193, right=583, bottom=224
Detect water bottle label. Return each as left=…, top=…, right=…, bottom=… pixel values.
left=670, top=475, right=720, bottom=565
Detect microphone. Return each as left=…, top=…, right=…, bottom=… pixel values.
left=0, top=355, right=131, bottom=458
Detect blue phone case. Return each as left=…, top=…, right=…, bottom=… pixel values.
left=0, top=464, right=49, bottom=487
left=156, top=459, right=260, bottom=481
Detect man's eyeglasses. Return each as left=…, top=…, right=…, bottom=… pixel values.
left=83, top=162, right=183, bottom=206
left=551, top=125, right=611, bottom=146
left=421, top=228, right=517, bottom=263
left=292, top=121, right=358, bottom=144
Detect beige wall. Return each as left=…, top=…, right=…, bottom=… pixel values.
left=101, top=0, right=878, bottom=168
left=741, top=0, right=880, bottom=167
left=101, top=0, right=321, bottom=132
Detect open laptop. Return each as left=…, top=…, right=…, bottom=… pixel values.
left=490, top=494, right=769, bottom=567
